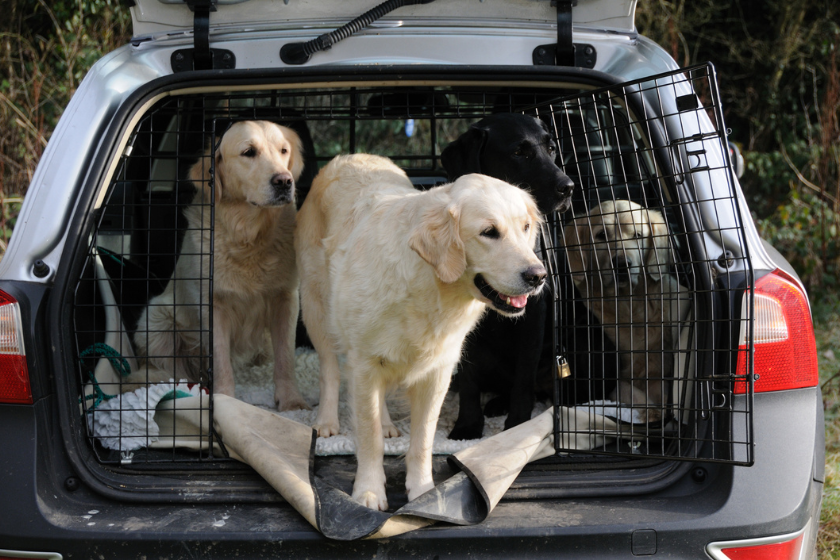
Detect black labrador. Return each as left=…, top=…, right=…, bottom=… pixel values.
left=442, top=113, right=576, bottom=440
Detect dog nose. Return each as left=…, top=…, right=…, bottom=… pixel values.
left=522, top=264, right=547, bottom=288
left=556, top=174, right=575, bottom=198
left=271, top=172, right=294, bottom=191
left=613, top=255, right=631, bottom=280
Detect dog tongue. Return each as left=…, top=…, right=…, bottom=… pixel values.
left=505, top=294, right=528, bottom=308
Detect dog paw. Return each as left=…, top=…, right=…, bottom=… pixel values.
left=504, top=411, right=532, bottom=430
left=213, top=380, right=236, bottom=397
left=448, top=423, right=483, bottom=441
left=643, top=408, right=662, bottom=424
left=277, top=395, right=312, bottom=412
left=352, top=489, right=388, bottom=511
left=406, top=478, right=434, bottom=502
left=483, top=396, right=509, bottom=418
left=314, top=420, right=340, bottom=438
left=382, top=422, right=401, bottom=438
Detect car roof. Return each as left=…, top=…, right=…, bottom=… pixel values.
left=130, top=0, right=638, bottom=39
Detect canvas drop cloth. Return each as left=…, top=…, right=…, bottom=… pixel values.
left=84, top=340, right=624, bottom=539
left=143, top=393, right=616, bottom=540
left=84, top=346, right=637, bottom=539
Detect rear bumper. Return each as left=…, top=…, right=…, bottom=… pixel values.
left=0, top=388, right=822, bottom=558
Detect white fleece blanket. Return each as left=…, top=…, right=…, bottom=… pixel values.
left=237, top=348, right=552, bottom=456
left=236, top=348, right=648, bottom=456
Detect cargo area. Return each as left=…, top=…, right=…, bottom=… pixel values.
left=65, top=65, right=753, bottom=502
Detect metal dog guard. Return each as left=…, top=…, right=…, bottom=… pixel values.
left=73, top=66, right=753, bottom=468
left=527, top=63, right=754, bottom=465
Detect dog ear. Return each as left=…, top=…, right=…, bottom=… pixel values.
left=187, top=147, right=221, bottom=204
left=524, top=193, right=545, bottom=246
left=441, top=125, right=487, bottom=181
left=645, top=209, right=672, bottom=282
left=562, top=218, right=588, bottom=284
left=280, top=125, right=305, bottom=182
left=213, top=148, right=225, bottom=202
left=409, top=201, right=466, bottom=284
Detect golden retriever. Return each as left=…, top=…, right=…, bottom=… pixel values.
left=296, top=154, right=546, bottom=510
left=563, top=200, right=690, bottom=421
left=133, top=121, right=308, bottom=411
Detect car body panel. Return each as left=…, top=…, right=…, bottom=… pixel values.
left=129, top=0, right=638, bottom=38
left=0, top=386, right=822, bottom=556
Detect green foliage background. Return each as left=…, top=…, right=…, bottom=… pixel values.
left=0, top=0, right=130, bottom=250
left=637, top=0, right=840, bottom=301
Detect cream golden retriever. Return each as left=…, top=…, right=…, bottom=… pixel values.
left=563, top=200, right=690, bottom=421
left=133, top=120, right=308, bottom=411
left=296, top=154, right=546, bottom=510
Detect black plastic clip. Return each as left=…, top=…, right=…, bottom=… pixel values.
left=170, top=0, right=236, bottom=72
left=533, top=43, right=597, bottom=68
left=532, top=0, right=596, bottom=68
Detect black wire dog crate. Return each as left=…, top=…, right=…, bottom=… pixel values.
left=535, top=64, right=754, bottom=464
left=73, top=63, right=753, bottom=468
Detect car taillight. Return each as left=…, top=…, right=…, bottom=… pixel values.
left=734, top=269, right=818, bottom=394
left=707, top=531, right=804, bottom=560
left=0, top=290, right=31, bottom=404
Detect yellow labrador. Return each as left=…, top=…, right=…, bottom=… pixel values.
left=133, top=121, right=308, bottom=411
left=563, top=200, right=690, bottom=421
left=296, top=154, right=546, bottom=510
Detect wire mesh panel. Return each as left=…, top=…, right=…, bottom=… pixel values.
left=72, top=71, right=752, bottom=467
left=73, top=85, right=581, bottom=465
left=529, top=63, right=754, bottom=464
left=74, top=98, right=220, bottom=464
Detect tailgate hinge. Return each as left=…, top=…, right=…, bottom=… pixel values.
left=171, top=0, right=236, bottom=72
left=532, top=0, right=597, bottom=68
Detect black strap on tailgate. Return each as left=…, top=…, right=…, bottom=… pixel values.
left=555, top=0, right=576, bottom=66
left=171, top=0, right=237, bottom=72
left=532, top=0, right=597, bottom=68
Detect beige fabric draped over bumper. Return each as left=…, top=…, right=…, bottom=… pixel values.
left=151, top=394, right=618, bottom=540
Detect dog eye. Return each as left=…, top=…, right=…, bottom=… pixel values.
left=547, top=144, right=557, bottom=155
left=524, top=223, right=531, bottom=233
left=634, top=230, right=644, bottom=239
left=241, top=147, right=257, bottom=158
left=594, top=230, right=607, bottom=240
left=514, top=144, right=531, bottom=158
left=280, top=147, right=288, bottom=155
left=481, top=226, right=500, bottom=239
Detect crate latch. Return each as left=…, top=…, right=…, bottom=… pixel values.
left=171, top=0, right=236, bottom=73
left=532, top=0, right=597, bottom=68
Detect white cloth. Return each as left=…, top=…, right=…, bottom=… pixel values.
left=85, top=381, right=203, bottom=451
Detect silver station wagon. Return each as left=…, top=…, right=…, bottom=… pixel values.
left=0, top=0, right=823, bottom=558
